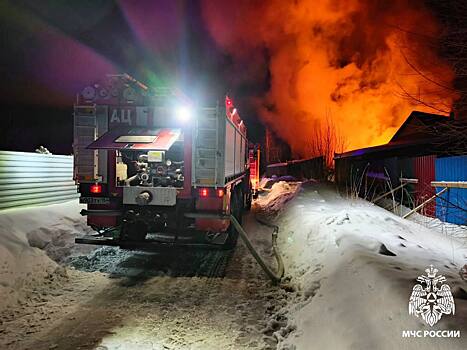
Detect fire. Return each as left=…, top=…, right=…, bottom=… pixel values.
left=202, top=0, right=457, bottom=156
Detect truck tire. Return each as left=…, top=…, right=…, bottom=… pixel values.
left=243, top=177, right=252, bottom=211
left=224, top=187, right=242, bottom=249
left=244, top=191, right=252, bottom=211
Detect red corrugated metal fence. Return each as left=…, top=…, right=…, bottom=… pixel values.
left=413, top=155, right=436, bottom=217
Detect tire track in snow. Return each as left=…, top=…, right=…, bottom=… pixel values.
left=3, top=212, right=283, bottom=350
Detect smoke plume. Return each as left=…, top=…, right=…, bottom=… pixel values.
left=202, top=0, right=457, bottom=155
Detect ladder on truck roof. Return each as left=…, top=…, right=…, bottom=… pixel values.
left=192, top=106, right=222, bottom=187
left=74, top=106, right=97, bottom=182
left=73, top=105, right=108, bottom=183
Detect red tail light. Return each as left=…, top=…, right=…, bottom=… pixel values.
left=90, top=183, right=102, bottom=194
left=198, top=188, right=225, bottom=198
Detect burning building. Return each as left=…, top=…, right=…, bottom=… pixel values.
left=264, top=128, right=291, bottom=165
left=202, top=0, right=458, bottom=157
left=335, top=111, right=467, bottom=224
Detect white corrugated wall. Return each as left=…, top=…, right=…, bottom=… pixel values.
left=0, top=151, right=79, bottom=210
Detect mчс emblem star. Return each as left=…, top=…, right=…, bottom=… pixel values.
left=409, top=265, right=455, bottom=326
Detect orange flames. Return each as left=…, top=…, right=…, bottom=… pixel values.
left=202, top=0, right=457, bottom=156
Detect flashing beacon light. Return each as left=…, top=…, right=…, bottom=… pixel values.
left=225, top=96, right=233, bottom=108
left=90, top=183, right=102, bottom=194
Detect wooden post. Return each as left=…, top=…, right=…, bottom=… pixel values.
left=430, top=181, right=467, bottom=189
left=372, top=178, right=418, bottom=203
left=403, top=187, right=449, bottom=219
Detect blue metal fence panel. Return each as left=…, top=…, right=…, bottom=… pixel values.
left=435, top=155, right=467, bottom=225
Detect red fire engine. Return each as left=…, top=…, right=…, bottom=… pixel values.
left=73, top=74, right=254, bottom=249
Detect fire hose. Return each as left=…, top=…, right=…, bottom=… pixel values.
left=230, top=215, right=284, bottom=284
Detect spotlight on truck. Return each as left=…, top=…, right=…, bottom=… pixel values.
left=175, top=106, right=192, bottom=122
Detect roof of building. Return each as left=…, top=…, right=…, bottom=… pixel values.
left=334, top=110, right=465, bottom=160
left=334, top=138, right=430, bottom=160
left=389, top=111, right=450, bottom=143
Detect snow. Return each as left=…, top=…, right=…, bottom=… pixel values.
left=379, top=198, right=467, bottom=241
left=1, top=184, right=465, bottom=349
left=257, top=181, right=467, bottom=349
left=255, top=181, right=301, bottom=217
left=0, top=200, right=281, bottom=349
left=0, top=200, right=93, bottom=312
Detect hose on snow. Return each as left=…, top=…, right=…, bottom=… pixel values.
left=230, top=215, right=284, bottom=284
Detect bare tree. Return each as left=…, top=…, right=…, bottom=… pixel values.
left=394, top=0, right=467, bottom=116
left=307, top=112, right=347, bottom=170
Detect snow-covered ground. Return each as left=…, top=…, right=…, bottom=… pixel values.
left=378, top=197, right=467, bottom=241
left=0, top=201, right=95, bottom=312
left=257, top=181, right=467, bottom=349
left=0, top=200, right=283, bottom=350
left=1, top=185, right=466, bottom=349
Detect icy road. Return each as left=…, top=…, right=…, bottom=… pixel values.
left=1, top=181, right=466, bottom=350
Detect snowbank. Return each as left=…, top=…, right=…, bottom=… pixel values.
left=379, top=198, right=467, bottom=241
left=255, top=181, right=301, bottom=217
left=258, top=182, right=467, bottom=349
left=0, top=200, right=91, bottom=311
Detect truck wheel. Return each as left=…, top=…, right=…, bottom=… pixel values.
left=243, top=179, right=253, bottom=211
left=224, top=188, right=241, bottom=249
left=244, top=191, right=252, bottom=211
left=236, top=187, right=244, bottom=223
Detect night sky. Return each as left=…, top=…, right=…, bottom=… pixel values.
left=0, top=0, right=266, bottom=154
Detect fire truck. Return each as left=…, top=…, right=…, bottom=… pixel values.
left=73, top=74, right=254, bottom=249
